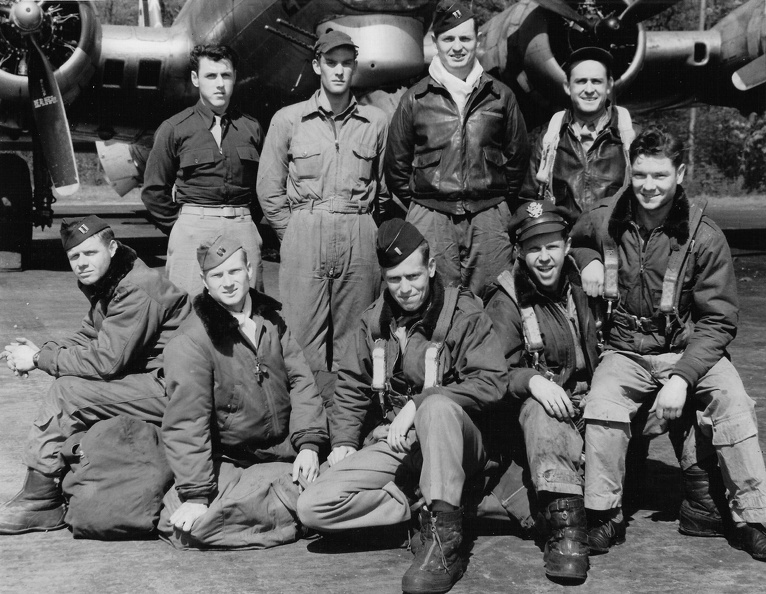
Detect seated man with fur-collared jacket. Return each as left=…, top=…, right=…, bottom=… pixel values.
left=158, top=234, right=328, bottom=550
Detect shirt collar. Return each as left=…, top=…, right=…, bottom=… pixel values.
left=194, top=99, right=233, bottom=128
left=301, top=90, right=367, bottom=122
left=229, top=293, right=253, bottom=326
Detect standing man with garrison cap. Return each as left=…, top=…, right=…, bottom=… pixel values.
left=0, top=215, right=189, bottom=535
left=298, top=218, right=508, bottom=594
left=257, top=30, right=390, bottom=402
left=385, top=0, right=529, bottom=299
left=520, top=46, right=634, bottom=214
left=142, top=43, right=265, bottom=296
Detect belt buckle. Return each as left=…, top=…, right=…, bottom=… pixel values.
left=637, top=316, right=653, bottom=333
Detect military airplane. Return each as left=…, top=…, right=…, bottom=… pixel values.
left=0, top=0, right=763, bottom=269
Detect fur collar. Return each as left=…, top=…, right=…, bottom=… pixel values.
left=377, top=272, right=446, bottom=340
left=193, top=289, right=282, bottom=347
left=513, top=257, right=581, bottom=308
left=608, top=186, right=691, bottom=246
left=80, top=242, right=137, bottom=302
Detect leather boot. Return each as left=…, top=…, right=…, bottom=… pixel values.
left=0, top=468, right=66, bottom=534
left=736, top=523, right=766, bottom=561
left=678, top=458, right=732, bottom=538
left=402, top=507, right=465, bottom=594
left=587, top=508, right=626, bottom=554
left=543, top=497, right=589, bottom=582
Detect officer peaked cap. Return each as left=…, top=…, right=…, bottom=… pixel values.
left=510, top=201, right=577, bottom=243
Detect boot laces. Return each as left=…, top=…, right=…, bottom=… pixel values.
left=429, top=516, right=449, bottom=571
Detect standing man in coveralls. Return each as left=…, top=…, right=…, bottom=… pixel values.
left=385, top=0, right=529, bottom=298
left=257, top=31, right=389, bottom=402
left=142, top=44, right=264, bottom=296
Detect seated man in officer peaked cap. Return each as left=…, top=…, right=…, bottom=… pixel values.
left=0, top=215, right=189, bottom=535
left=298, top=218, right=508, bottom=594
left=485, top=201, right=596, bottom=583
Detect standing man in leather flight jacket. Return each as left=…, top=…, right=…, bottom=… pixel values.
left=485, top=201, right=596, bottom=582
left=385, top=0, right=529, bottom=298
left=520, top=47, right=633, bottom=214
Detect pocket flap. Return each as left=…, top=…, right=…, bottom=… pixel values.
left=413, top=149, right=442, bottom=168
left=180, top=148, right=216, bottom=168
left=484, top=147, right=508, bottom=167
left=237, top=145, right=260, bottom=162
left=352, top=144, right=377, bottom=160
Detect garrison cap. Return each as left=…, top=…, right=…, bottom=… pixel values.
left=510, top=201, right=577, bottom=243
left=60, top=215, right=111, bottom=251
left=563, top=46, right=614, bottom=73
left=313, top=30, right=357, bottom=56
left=376, top=219, right=426, bottom=269
left=432, top=1, right=475, bottom=37
left=197, top=233, right=244, bottom=272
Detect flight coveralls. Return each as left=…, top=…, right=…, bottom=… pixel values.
left=160, top=289, right=327, bottom=549
left=142, top=100, right=264, bottom=295
left=257, top=91, right=389, bottom=383
left=297, top=274, right=508, bottom=531
left=385, top=71, right=529, bottom=298
left=26, top=243, right=190, bottom=476
left=571, top=186, right=766, bottom=524
left=485, top=257, right=599, bottom=498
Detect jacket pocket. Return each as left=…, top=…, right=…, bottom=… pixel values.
left=483, top=147, right=508, bottom=189
left=236, top=145, right=260, bottom=163
left=351, top=143, right=377, bottom=182
left=412, top=148, right=442, bottom=191
left=179, top=148, right=216, bottom=169
left=291, top=144, right=322, bottom=180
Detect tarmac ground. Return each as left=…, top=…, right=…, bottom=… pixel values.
left=2, top=194, right=766, bottom=593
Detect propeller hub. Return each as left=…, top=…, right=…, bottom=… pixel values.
left=11, top=1, right=44, bottom=34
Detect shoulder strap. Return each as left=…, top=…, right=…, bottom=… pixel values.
left=496, top=270, right=545, bottom=358
left=534, top=110, right=567, bottom=199
left=615, top=106, right=635, bottom=153
left=659, top=198, right=707, bottom=318
left=423, top=287, right=460, bottom=388
left=431, top=287, right=460, bottom=345
left=600, top=198, right=622, bottom=312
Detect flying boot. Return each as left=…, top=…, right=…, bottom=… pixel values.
left=678, top=456, right=732, bottom=538
left=543, top=496, right=589, bottom=582
left=587, top=508, right=626, bottom=554
left=402, top=506, right=465, bottom=594
left=0, top=468, right=67, bottom=534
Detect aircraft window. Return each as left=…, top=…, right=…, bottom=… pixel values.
left=103, top=59, right=125, bottom=87
left=137, top=60, right=162, bottom=88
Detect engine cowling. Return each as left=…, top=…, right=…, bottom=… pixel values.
left=0, top=1, right=100, bottom=103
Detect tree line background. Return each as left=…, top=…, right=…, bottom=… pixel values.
left=83, top=0, right=764, bottom=195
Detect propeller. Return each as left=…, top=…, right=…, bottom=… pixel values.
left=6, top=1, right=79, bottom=195
left=619, top=0, right=684, bottom=28
left=732, top=54, right=766, bottom=91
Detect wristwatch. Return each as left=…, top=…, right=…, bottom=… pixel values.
left=32, top=351, right=40, bottom=368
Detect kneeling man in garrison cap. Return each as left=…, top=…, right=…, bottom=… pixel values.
left=298, top=219, right=508, bottom=593
left=0, top=215, right=190, bottom=534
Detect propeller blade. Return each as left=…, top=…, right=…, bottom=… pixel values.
left=534, top=0, right=590, bottom=28
left=732, top=55, right=766, bottom=91
left=619, top=0, right=685, bottom=27
left=26, top=34, right=79, bottom=195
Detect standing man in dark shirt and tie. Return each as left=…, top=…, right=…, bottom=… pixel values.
left=142, top=44, right=264, bottom=295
